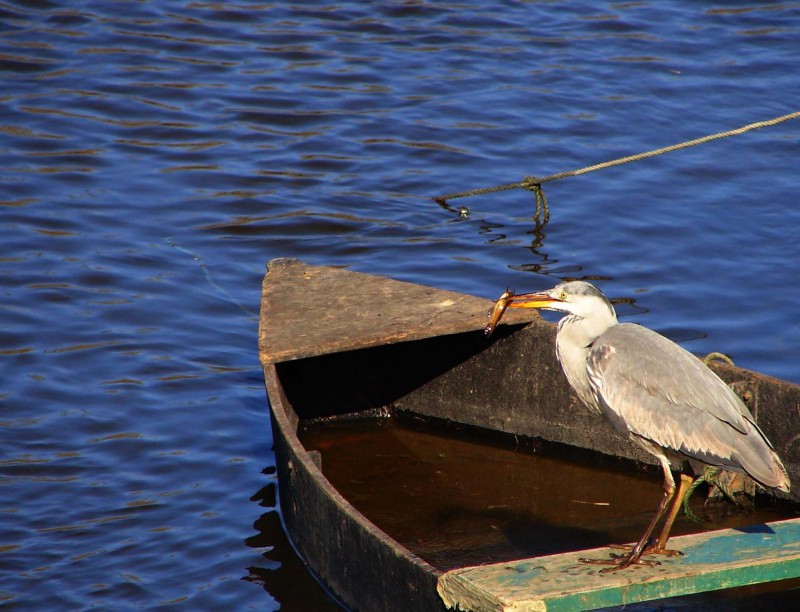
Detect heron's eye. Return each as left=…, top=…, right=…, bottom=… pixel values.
left=559, top=291, right=567, bottom=300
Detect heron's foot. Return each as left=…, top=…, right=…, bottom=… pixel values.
left=579, top=552, right=660, bottom=573
left=608, top=542, right=684, bottom=557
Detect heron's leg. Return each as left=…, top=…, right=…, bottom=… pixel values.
left=580, top=456, right=676, bottom=573
left=647, top=473, right=694, bottom=555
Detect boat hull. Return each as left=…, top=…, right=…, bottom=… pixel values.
left=259, top=259, right=800, bottom=611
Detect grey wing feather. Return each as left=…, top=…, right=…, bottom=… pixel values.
left=586, top=323, right=779, bottom=479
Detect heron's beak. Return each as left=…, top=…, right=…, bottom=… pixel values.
left=507, top=292, right=563, bottom=309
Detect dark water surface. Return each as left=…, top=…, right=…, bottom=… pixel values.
left=300, top=415, right=797, bottom=571
left=2, top=1, right=799, bottom=610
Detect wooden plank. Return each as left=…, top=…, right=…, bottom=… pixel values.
left=437, top=518, right=800, bottom=611
left=259, top=258, right=537, bottom=364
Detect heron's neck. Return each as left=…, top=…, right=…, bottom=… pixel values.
left=555, top=309, right=618, bottom=409
left=562, top=308, right=618, bottom=348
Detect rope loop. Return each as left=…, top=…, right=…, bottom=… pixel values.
left=522, top=177, right=549, bottom=224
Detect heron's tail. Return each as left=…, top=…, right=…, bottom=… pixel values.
left=734, top=421, right=791, bottom=492
left=757, top=453, right=791, bottom=493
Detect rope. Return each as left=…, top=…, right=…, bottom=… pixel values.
left=434, top=110, right=800, bottom=222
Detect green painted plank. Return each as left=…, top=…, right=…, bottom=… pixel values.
left=437, top=518, right=800, bottom=611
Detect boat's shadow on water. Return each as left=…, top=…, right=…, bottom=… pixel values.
left=244, top=491, right=343, bottom=611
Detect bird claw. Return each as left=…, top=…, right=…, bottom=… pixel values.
left=579, top=540, right=686, bottom=573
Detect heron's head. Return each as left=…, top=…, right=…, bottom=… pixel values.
left=508, top=280, right=616, bottom=321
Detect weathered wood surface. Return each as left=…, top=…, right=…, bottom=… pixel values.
left=259, top=258, right=537, bottom=364
left=438, top=518, right=800, bottom=611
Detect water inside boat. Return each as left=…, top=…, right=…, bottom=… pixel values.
left=299, top=412, right=798, bottom=573
left=299, top=412, right=800, bottom=608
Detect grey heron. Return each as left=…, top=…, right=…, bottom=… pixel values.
left=488, top=280, right=790, bottom=572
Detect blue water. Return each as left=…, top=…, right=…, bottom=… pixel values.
left=2, top=1, right=799, bottom=609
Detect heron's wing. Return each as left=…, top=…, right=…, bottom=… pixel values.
left=586, top=323, right=757, bottom=460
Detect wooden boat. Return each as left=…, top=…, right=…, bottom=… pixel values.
left=258, top=258, right=800, bottom=611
